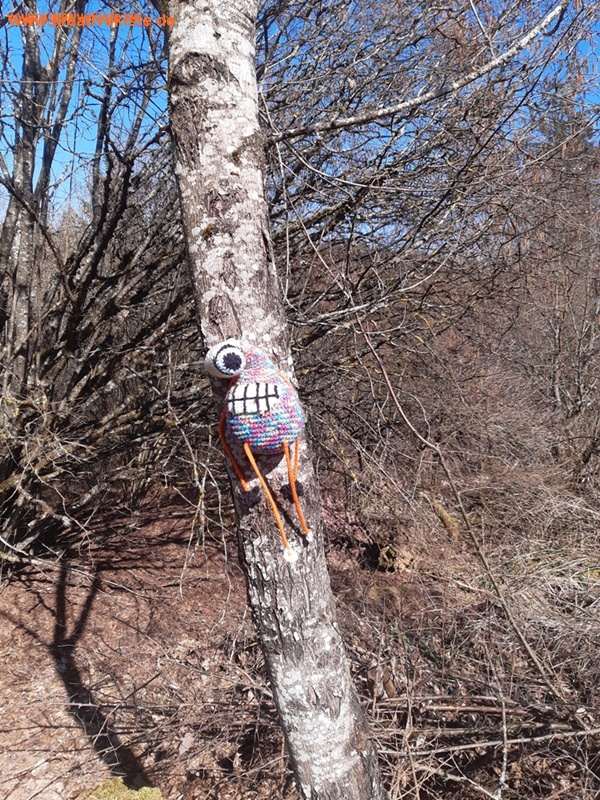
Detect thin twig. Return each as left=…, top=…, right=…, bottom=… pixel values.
left=395, top=725, right=600, bottom=757
left=360, top=323, right=568, bottom=705
left=269, top=0, right=569, bottom=142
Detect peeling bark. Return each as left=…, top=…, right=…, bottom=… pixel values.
left=166, top=1, right=382, bottom=797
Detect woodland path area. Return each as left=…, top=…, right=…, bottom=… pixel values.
left=0, top=496, right=259, bottom=800
left=1, top=491, right=599, bottom=799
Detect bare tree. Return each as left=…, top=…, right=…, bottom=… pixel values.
left=0, top=2, right=200, bottom=565
left=164, top=0, right=596, bottom=796
left=165, top=2, right=382, bottom=797
left=0, top=0, right=85, bottom=391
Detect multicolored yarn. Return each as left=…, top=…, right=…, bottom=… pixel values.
left=225, top=346, right=304, bottom=454
left=205, top=339, right=312, bottom=561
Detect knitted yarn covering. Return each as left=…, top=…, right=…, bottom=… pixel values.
left=225, top=346, right=304, bottom=454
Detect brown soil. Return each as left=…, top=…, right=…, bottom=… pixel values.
left=1, top=492, right=599, bottom=800
left=0, top=496, right=293, bottom=800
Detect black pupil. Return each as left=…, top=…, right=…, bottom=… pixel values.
left=222, top=351, right=242, bottom=372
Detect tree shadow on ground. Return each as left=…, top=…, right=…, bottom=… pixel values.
left=49, top=558, right=153, bottom=788
left=1, top=557, right=153, bottom=788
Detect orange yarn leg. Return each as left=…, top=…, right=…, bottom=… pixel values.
left=283, top=439, right=312, bottom=540
left=219, top=409, right=250, bottom=492
left=243, top=442, right=295, bottom=559
left=293, top=438, right=299, bottom=483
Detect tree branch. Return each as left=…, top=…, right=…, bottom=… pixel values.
left=269, top=0, right=570, bottom=143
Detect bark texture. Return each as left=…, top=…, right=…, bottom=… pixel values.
left=166, top=1, right=382, bottom=797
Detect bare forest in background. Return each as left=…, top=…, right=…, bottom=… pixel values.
left=1, top=0, right=600, bottom=798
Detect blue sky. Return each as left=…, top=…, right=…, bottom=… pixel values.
left=1, top=1, right=598, bottom=223
left=0, top=0, right=169, bottom=217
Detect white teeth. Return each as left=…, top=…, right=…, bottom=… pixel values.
left=227, top=382, right=281, bottom=415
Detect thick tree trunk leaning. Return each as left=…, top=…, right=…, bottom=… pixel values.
left=165, top=1, right=382, bottom=797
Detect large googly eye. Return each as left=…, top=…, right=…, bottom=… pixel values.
left=205, top=339, right=246, bottom=378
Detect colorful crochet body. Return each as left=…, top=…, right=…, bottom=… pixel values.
left=205, top=339, right=313, bottom=562
left=225, top=345, right=304, bottom=454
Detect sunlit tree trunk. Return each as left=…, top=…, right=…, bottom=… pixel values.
left=165, top=1, right=382, bottom=797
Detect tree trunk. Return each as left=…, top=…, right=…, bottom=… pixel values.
left=165, top=2, right=382, bottom=797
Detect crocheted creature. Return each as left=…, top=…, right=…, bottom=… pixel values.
left=205, top=339, right=313, bottom=561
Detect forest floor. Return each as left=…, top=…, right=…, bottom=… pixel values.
left=0, top=491, right=599, bottom=799
left=0, top=495, right=259, bottom=800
